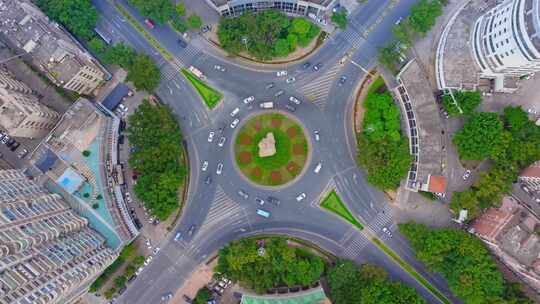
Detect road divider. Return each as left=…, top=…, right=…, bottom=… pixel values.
left=320, top=190, right=363, bottom=230
left=113, top=2, right=173, bottom=61
left=372, top=238, right=451, bottom=304
left=181, top=69, right=223, bottom=109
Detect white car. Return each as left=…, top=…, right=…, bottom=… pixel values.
left=218, top=136, right=226, bottom=147
left=243, top=96, right=255, bottom=104
left=153, top=247, right=160, bottom=255
left=216, top=162, right=223, bottom=175
left=214, top=65, right=226, bottom=72
left=382, top=227, right=393, bottom=237
left=230, top=118, right=240, bottom=129
left=296, top=192, right=306, bottom=202
left=207, top=131, right=215, bottom=142
left=118, top=104, right=128, bottom=113
left=135, top=267, right=144, bottom=275
left=276, top=70, right=287, bottom=77
left=201, top=160, right=209, bottom=172
left=314, top=130, right=320, bottom=141
left=313, top=162, right=322, bottom=174
left=230, top=107, right=240, bottom=117
left=289, top=96, right=301, bottom=105
left=462, top=170, right=471, bottom=180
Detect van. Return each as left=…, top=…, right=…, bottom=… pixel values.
left=259, top=102, right=274, bottom=109
left=256, top=209, right=270, bottom=218
left=230, top=107, right=240, bottom=117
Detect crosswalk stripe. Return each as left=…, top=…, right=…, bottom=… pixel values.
left=198, top=186, right=245, bottom=232
left=298, top=64, right=342, bottom=109
left=342, top=234, right=370, bottom=259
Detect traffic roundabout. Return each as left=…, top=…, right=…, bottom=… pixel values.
left=233, top=112, right=310, bottom=187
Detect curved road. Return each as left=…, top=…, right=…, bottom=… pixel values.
left=92, top=1, right=460, bottom=303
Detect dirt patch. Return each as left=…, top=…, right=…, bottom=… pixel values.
left=238, top=152, right=252, bottom=165
left=271, top=117, right=283, bottom=128
left=253, top=121, right=263, bottom=132
left=286, top=161, right=300, bottom=175
left=286, top=126, right=298, bottom=138
left=250, top=167, right=262, bottom=179
left=293, top=143, right=305, bottom=155
left=270, top=171, right=282, bottom=183
left=238, top=133, right=253, bottom=145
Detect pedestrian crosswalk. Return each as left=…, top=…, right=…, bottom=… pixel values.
left=341, top=232, right=370, bottom=259
left=199, top=186, right=246, bottom=233
left=338, top=26, right=366, bottom=49
left=298, top=64, right=342, bottom=109
left=366, top=204, right=393, bottom=232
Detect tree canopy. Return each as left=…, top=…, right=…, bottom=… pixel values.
left=357, top=89, right=411, bottom=190
left=408, top=0, right=443, bottom=35
left=126, top=53, right=161, bottom=92
left=215, top=238, right=325, bottom=293
left=127, top=100, right=185, bottom=220
left=399, top=222, right=532, bottom=304
left=453, top=112, right=504, bottom=160
left=187, top=14, right=203, bottom=29
left=331, top=10, right=348, bottom=29
left=127, top=0, right=174, bottom=23
left=442, top=90, right=482, bottom=116
left=37, top=0, right=97, bottom=40
left=327, top=260, right=426, bottom=304
left=217, top=10, right=320, bottom=60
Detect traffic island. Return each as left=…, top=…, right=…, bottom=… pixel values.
left=181, top=69, right=223, bottom=109
left=320, top=190, right=363, bottom=231
left=234, top=113, right=308, bottom=187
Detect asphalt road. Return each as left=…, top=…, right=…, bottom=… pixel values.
left=91, top=0, right=460, bottom=303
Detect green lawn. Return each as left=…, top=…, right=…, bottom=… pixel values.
left=320, top=191, right=363, bottom=230
left=367, top=76, right=386, bottom=94
left=235, top=113, right=308, bottom=186
left=372, top=238, right=451, bottom=304
left=181, top=69, right=223, bottom=109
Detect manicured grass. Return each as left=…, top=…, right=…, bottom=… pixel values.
left=320, top=191, right=363, bottom=230
left=181, top=69, right=223, bottom=109
left=235, top=113, right=308, bottom=186
left=372, top=238, right=451, bottom=304
left=367, top=76, right=386, bottom=94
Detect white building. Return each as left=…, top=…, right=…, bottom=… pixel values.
left=472, top=0, right=540, bottom=90
left=205, top=0, right=336, bottom=17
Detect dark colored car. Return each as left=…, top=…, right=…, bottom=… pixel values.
left=188, top=225, right=196, bottom=236
left=178, top=39, right=187, bottom=48
left=301, top=62, right=311, bottom=70
left=338, top=76, right=347, bottom=86
left=201, top=25, right=211, bottom=33
left=6, top=138, right=15, bottom=147
left=268, top=196, right=281, bottom=206
left=284, top=104, right=296, bottom=112
left=205, top=175, right=212, bottom=185
left=9, top=142, right=20, bottom=151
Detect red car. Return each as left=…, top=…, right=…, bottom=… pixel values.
left=144, top=19, right=155, bottom=29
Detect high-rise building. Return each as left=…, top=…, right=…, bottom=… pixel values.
left=0, top=0, right=106, bottom=95
left=0, top=169, right=117, bottom=304
left=472, top=0, right=540, bottom=80
left=0, top=68, right=60, bottom=138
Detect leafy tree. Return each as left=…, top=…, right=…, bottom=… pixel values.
left=175, top=2, right=186, bottom=16
left=392, top=20, right=413, bottom=47
left=274, top=39, right=290, bottom=57
left=37, top=0, right=97, bottom=40
left=408, top=0, right=443, bottom=35
left=119, top=242, right=137, bottom=260
left=193, top=288, right=212, bottom=304
left=187, top=14, right=203, bottom=29
left=127, top=0, right=174, bottom=23
left=287, top=34, right=298, bottom=51
left=88, top=37, right=107, bottom=57
left=327, top=260, right=426, bottom=304
left=82, top=150, right=91, bottom=157
left=104, top=287, right=116, bottom=299
left=291, top=18, right=311, bottom=36
left=96, top=194, right=103, bottom=200
left=215, top=238, right=324, bottom=293
left=171, top=18, right=188, bottom=33
left=331, top=10, right=348, bottom=29
left=453, top=112, right=503, bottom=160
left=92, top=203, right=99, bottom=209
left=127, top=101, right=185, bottom=220
left=504, top=106, right=530, bottom=132
left=83, top=192, right=90, bottom=198
left=103, top=43, right=137, bottom=68
left=126, top=53, right=161, bottom=92
left=442, top=91, right=482, bottom=116
left=114, top=275, right=127, bottom=289
left=399, top=222, right=506, bottom=303
left=450, top=189, right=480, bottom=218
left=378, top=43, right=402, bottom=73
left=125, top=264, right=136, bottom=278
left=132, top=255, right=145, bottom=267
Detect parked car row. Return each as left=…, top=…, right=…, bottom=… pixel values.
left=0, top=132, right=28, bottom=159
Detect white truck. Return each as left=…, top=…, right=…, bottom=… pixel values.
left=259, top=102, right=274, bottom=109
left=188, top=66, right=206, bottom=80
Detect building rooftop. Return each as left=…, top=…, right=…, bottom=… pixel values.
left=0, top=1, right=101, bottom=88
left=521, top=161, right=540, bottom=178
left=471, top=196, right=518, bottom=242
left=427, top=175, right=447, bottom=193
left=241, top=288, right=329, bottom=304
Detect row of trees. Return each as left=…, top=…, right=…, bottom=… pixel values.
left=127, top=0, right=202, bottom=32
left=442, top=90, right=482, bottom=116
left=216, top=238, right=325, bottom=293
left=126, top=100, right=186, bottom=220
left=217, top=10, right=320, bottom=60
left=37, top=0, right=162, bottom=92
left=399, top=222, right=532, bottom=304
left=451, top=106, right=540, bottom=218
left=327, top=260, right=426, bottom=304
left=379, top=0, right=446, bottom=72
left=357, top=85, right=412, bottom=190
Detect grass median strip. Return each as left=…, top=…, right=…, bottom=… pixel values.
left=320, top=190, right=363, bottom=230
left=372, top=238, right=451, bottom=304
left=113, top=3, right=173, bottom=61
left=181, top=69, right=223, bottom=109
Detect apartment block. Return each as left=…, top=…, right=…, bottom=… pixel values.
left=0, top=169, right=117, bottom=304
left=0, top=68, right=59, bottom=138
left=0, top=0, right=106, bottom=95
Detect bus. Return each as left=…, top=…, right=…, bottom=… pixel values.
left=256, top=209, right=270, bottom=218
left=94, top=27, right=112, bottom=45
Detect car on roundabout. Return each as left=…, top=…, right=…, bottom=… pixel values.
left=296, top=192, right=307, bottom=202
left=230, top=119, right=240, bottom=129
